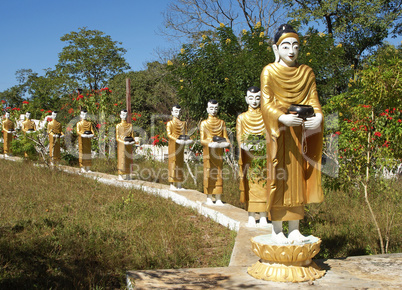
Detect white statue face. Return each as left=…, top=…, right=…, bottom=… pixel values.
left=207, top=103, right=219, bottom=116
left=120, top=111, right=127, bottom=120
left=245, top=92, right=261, bottom=109
left=80, top=111, right=87, bottom=120
left=171, top=107, right=181, bottom=118
left=275, top=37, right=299, bottom=67
left=5, top=112, right=10, bottom=118
left=26, top=112, right=31, bottom=119
left=51, top=112, right=57, bottom=119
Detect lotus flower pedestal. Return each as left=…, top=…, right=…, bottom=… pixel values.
left=248, top=234, right=325, bottom=282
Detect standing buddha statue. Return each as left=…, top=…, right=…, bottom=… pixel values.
left=77, top=109, right=94, bottom=173
left=236, top=86, right=268, bottom=227
left=166, top=105, right=193, bottom=190
left=200, top=99, right=230, bottom=205
left=2, top=111, right=15, bottom=156
left=21, top=111, right=37, bottom=157
left=260, top=24, right=324, bottom=244
left=116, top=109, right=135, bottom=180
left=47, top=111, right=64, bottom=164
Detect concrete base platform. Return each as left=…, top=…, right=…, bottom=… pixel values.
left=127, top=253, right=402, bottom=289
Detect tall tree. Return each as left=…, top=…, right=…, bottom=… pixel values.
left=161, top=0, right=285, bottom=40
left=56, top=27, right=130, bottom=91
left=280, top=0, right=402, bottom=66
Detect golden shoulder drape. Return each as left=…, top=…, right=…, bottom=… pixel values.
left=236, top=107, right=267, bottom=212
left=116, top=120, right=134, bottom=174
left=167, top=117, right=187, bottom=183
left=260, top=62, right=324, bottom=221
left=48, top=120, right=63, bottom=161
left=200, top=115, right=229, bottom=195
left=21, top=119, right=36, bottom=132
left=2, top=119, right=14, bottom=154
left=77, top=120, right=94, bottom=167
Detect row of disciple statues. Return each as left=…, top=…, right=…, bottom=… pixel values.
left=1, top=24, right=324, bottom=244
left=165, top=24, right=324, bottom=244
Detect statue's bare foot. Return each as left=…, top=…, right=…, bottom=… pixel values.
left=170, top=184, right=177, bottom=190
left=246, top=216, right=257, bottom=228
left=288, top=230, right=309, bottom=243
left=80, top=167, right=87, bottom=173
left=205, top=198, right=214, bottom=205
left=214, top=200, right=224, bottom=206
left=271, top=231, right=288, bottom=244
left=118, top=175, right=124, bottom=181
left=258, top=217, right=269, bottom=228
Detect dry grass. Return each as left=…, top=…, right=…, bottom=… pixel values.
left=0, top=159, right=236, bottom=288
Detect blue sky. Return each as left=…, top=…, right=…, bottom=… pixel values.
left=0, top=0, right=174, bottom=92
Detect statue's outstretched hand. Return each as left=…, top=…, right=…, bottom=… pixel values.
left=304, top=113, right=322, bottom=130
left=278, top=114, right=303, bottom=127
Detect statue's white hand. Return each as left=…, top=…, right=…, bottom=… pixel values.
left=278, top=114, right=303, bottom=127
left=304, top=113, right=322, bottom=130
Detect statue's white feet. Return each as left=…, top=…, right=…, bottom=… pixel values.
left=170, top=184, right=177, bottom=190
left=80, top=167, right=87, bottom=173
left=214, top=199, right=224, bottom=206
left=118, top=175, right=124, bottom=181
left=288, top=230, right=309, bottom=243
left=271, top=231, right=289, bottom=244
left=246, top=214, right=257, bottom=227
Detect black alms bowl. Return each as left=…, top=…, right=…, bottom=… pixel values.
left=124, top=136, right=134, bottom=142
left=84, top=130, right=92, bottom=135
left=212, top=136, right=226, bottom=143
left=288, top=104, right=315, bottom=120
left=178, top=134, right=190, bottom=140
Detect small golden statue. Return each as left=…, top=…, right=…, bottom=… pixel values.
left=116, top=109, right=135, bottom=180
left=200, top=99, right=230, bottom=205
left=77, top=110, right=94, bottom=173
left=236, top=86, right=268, bottom=227
left=21, top=111, right=37, bottom=157
left=21, top=111, right=36, bottom=133
left=2, top=111, right=15, bottom=156
left=47, top=111, right=64, bottom=164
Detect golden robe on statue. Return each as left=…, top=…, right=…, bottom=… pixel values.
left=2, top=118, right=14, bottom=154
left=200, top=115, right=229, bottom=195
left=167, top=117, right=187, bottom=183
left=21, top=119, right=36, bottom=132
left=77, top=119, right=94, bottom=167
left=116, top=120, right=134, bottom=175
left=236, top=107, right=267, bottom=212
left=48, top=120, right=63, bottom=161
left=261, top=62, right=324, bottom=221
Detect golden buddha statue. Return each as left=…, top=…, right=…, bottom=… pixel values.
left=260, top=24, right=324, bottom=244
left=47, top=111, right=64, bottom=164
left=77, top=110, right=94, bottom=172
left=116, top=109, right=135, bottom=180
left=21, top=111, right=37, bottom=157
left=236, top=86, right=268, bottom=227
left=2, top=111, right=15, bottom=156
left=21, top=111, right=36, bottom=133
left=167, top=105, right=193, bottom=190
left=200, top=99, right=230, bottom=205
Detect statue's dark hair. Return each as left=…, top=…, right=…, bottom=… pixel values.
left=208, top=99, right=218, bottom=105
left=274, top=24, right=298, bottom=44
left=52, top=111, right=58, bottom=114
left=121, top=109, right=127, bottom=112
left=172, top=104, right=181, bottom=109
left=247, top=86, right=260, bottom=93
left=81, top=109, right=88, bottom=113
left=26, top=111, right=31, bottom=114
